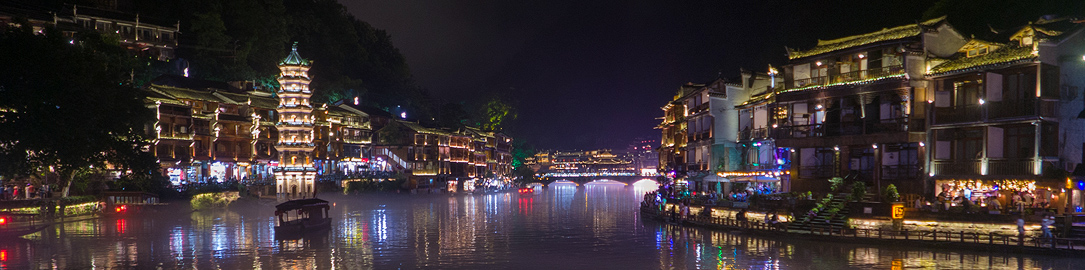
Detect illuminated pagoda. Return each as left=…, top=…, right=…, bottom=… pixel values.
left=274, top=42, right=317, bottom=198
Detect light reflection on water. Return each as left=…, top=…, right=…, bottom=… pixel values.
left=1, top=183, right=1083, bottom=269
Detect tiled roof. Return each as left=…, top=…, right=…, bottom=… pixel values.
left=788, top=16, right=946, bottom=60
left=399, top=121, right=451, bottom=136
left=149, top=85, right=230, bottom=103
left=927, top=46, right=1034, bottom=76
left=249, top=96, right=279, bottom=109
left=280, top=42, right=310, bottom=66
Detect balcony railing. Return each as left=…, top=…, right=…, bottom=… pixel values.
left=881, top=165, right=920, bottom=180
left=988, top=99, right=1036, bottom=119
left=987, top=159, right=1036, bottom=176
left=689, top=102, right=710, bottom=114
left=792, top=65, right=904, bottom=89
left=742, top=163, right=778, bottom=171
left=934, top=99, right=1055, bottom=125
left=773, top=118, right=908, bottom=140
left=794, top=76, right=828, bottom=88
left=799, top=165, right=834, bottom=178
left=932, top=160, right=981, bottom=176
left=687, top=131, right=711, bottom=142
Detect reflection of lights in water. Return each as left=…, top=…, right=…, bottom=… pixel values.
left=212, top=224, right=228, bottom=255
left=116, top=219, right=127, bottom=234
left=374, top=208, right=388, bottom=242
left=552, top=182, right=576, bottom=210
left=170, top=226, right=185, bottom=262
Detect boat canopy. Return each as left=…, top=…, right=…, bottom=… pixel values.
left=275, top=198, right=329, bottom=212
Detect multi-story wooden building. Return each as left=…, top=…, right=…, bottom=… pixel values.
left=373, top=121, right=515, bottom=190
left=773, top=17, right=967, bottom=195
left=728, top=69, right=791, bottom=192
left=144, top=75, right=279, bottom=185
left=925, top=16, right=1085, bottom=208
left=0, top=4, right=180, bottom=61
left=657, top=83, right=699, bottom=181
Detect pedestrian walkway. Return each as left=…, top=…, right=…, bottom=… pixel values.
left=641, top=205, right=1085, bottom=254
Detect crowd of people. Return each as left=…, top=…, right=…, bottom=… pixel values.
left=0, top=183, right=53, bottom=200
left=927, top=187, right=1051, bottom=214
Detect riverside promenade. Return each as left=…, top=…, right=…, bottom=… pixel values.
left=640, top=202, right=1085, bottom=255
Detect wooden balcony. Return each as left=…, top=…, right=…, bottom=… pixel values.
left=934, top=99, right=1056, bottom=125
left=773, top=118, right=908, bottom=140
left=987, top=159, right=1036, bottom=176
left=932, top=160, right=980, bottom=176
left=791, top=65, right=904, bottom=89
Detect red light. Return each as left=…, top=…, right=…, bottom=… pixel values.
left=1, top=249, right=6, bottom=261
left=116, top=219, right=127, bottom=234
left=115, top=205, right=127, bottom=213
left=0, top=217, right=6, bottom=225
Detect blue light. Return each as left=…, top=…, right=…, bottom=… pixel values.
left=1077, top=180, right=1085, bottom=190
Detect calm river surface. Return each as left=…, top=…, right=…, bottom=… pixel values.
left=3, top=182, right=1085, bottom=269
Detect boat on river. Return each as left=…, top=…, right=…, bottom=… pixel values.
left=274, top=198, right=331, bottom=239
left=102, top=191, right=167, bottom=216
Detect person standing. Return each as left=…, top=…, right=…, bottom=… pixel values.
left=1016, top=217, right=1026, bottom=245
left=1042, top=215, right=1054, bottom=239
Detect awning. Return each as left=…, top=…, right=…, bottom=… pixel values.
left=704, top=174, right=730, bottom=183
left=730, top=176, right=779, bottom=183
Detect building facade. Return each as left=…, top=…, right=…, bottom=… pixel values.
left=273, top=43, right=318, bottom=198
left=774, top=17, right=967, bottom=195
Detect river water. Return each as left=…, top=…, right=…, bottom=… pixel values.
left=2, top=181, right=1084, bottom=269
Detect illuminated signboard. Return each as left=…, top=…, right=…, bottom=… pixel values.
left=891, top=204, right=905, bottom=220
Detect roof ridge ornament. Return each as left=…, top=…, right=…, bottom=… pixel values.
left=280, top=41, right=311, bottom=66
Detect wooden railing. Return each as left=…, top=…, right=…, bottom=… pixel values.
left=932, top=160, right=981, bottom=175
left=649, top=207, right=1085, bottom=251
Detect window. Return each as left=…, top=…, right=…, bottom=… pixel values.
left=1004, top=125, right=1033, bottom=159
left=956, top=129, right=984, bottom=160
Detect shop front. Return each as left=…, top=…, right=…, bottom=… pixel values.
left=933, top=178, right=1065, bottom=213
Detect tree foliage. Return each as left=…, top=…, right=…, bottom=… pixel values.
left=0, top=24, right=157, bottom=196
left=480, top=96, right=518, bottom=132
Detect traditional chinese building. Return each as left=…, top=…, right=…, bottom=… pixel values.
left=274, top=43, right=317, bottom=198
left=774, top=17, right=967, bottom=195
left=0, top=4, right=179, bottom=60
left=925, top=16, right=1085, bottom=212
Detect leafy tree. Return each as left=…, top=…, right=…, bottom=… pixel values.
left=0, top=25, right=156, bottom=196
left=883, top=184, right=900, bottom=202
left=849, top=181, right=866, bottom=202
left=480, top=96, right=518, bottom=132
left=828, top=177, right=844, bottom=192
left=376, top=122, right=409, bottom=145
left=513, top=166, right=536, bottom=184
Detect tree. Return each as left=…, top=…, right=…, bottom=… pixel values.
left=480, top=96, right=518, bottom=132
left=0, top=25, right=155, bottom=197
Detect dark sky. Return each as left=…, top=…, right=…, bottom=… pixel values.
left=340, top=0, right=939, bottom=150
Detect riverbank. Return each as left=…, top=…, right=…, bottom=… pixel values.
left=641, top=204, right=1085, bottom=256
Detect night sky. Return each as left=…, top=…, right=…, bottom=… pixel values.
left=340, top=0, right=942, bottom=150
